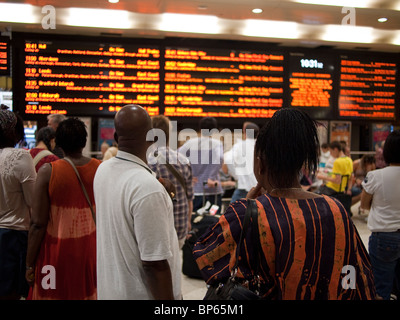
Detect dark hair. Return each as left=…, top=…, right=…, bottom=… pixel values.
left=329, top=140, right=343, bottom=152
left=255, top=108, right=320, bottom=188
left=321, top=142, right=329, bottom=149
left=383, top=130, right=400, bottom=164
left=152, top=115, right=170, bottom=142
left=55, top=117, right=87, bottom=154
left=360, top=154, right=376, bottom=168
left=0, top=111, right=25, bottom=148
left=36, top=126, right=56, bottom=151
left=199, top=117, right=218, bottom=131
left=244, top=122, right=260, bottom=138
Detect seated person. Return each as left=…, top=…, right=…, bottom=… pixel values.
left=350, top=154, right=376, bottom=205
left=316, top=141, right=353, bottom=196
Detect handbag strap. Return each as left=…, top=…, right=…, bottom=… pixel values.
left=157, top=151, right=190, bottom=200
left=63, top=157, right=96, bottom=225
left=232, top=199, right=256, bottom=273
left=33, top=149, right=53, bottom=167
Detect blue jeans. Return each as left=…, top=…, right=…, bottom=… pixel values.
left=368, top=232, right=400, bottom=300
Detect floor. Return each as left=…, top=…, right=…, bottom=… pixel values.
left=180, top=201, right=371, bottom=300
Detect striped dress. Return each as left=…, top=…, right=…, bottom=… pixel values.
left=31, top=158, right=100, bottom=300
left=193, top=194, right=376, bottom=300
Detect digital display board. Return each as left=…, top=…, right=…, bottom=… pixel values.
left=22, top=39, right=161, bottom=116
left=163, top=47, right=285, bottom=118
left=0, top=37, right=10, bottom=75
left=338, top=56, right=397, bottom=120
left=288, top=53, right=334, bottom=119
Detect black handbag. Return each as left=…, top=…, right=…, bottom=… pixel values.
left=203, top=199, right=262, bottom=300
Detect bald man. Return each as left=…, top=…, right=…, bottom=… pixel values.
left=94, top=105, right=182, bottom=300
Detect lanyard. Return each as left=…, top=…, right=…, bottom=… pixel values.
left=115, top=156, right=153, bottom=175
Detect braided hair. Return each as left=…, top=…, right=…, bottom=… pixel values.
left=255, top=108, right=320, bottom=188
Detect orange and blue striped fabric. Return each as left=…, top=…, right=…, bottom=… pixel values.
left=193, top=194, right=376, bottom=300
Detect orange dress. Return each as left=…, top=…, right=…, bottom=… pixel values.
left=32, top=158, right=101, bottom=300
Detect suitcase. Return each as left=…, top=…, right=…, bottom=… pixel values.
left=182, top=212, right=219, bottom=279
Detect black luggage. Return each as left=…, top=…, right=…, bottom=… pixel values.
left=182, top=213, right=219, bottom=279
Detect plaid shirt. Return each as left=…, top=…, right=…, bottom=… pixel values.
left=148, top=146, right=193, bottom=240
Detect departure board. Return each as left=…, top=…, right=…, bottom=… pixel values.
left=0, top=37, right=9, bottom=75
left=288, top=53, right=334, bottom=119
left=22, top=39, right=161, bottom=116
left=338, top=56, right=397, bottom=120
left=163, top=47, right=285, bottom=118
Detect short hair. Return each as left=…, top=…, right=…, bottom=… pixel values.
left=47, top=113, right=67, bottom=125
left=383, top=130, right=400, bottom=164
left=321, top=142, right=329, bottom=149
left=36, top=126, right=56, bottom=151
left=255, top=108, right=320, bottom=188
left=55, top=118, right=87, bottom=154
left=0, top=109, right=24, bottom=148
left=199, top=117, right=218, bottom=131
left=329, top=140, right=343, bottom=152
left=243, top=122, right=260, bottom=139
left=152, top=115, right=170, bottom=142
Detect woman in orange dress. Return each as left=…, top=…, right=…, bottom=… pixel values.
left=26, top=118, right=101, bottom=300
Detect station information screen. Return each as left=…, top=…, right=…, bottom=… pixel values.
left=0, top=37, right=9, bottom=75
left=338, top=56, right=397, bottom=120
left=22, top=39, right=161, bottom=116
left=288, top=53, right=334, bottom=119
left=163, top=46, right=285, bottom=118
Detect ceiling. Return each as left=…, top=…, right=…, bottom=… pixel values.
left=0, top=0, right=400, bottom=52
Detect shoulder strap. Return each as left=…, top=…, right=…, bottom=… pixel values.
left=33, top=149, right=53, bottom=167
left=232, top=199, right=254, bottom=273
left=158, top=152, right=189, bottom=200
left=63, top=157, right=96, bottom=225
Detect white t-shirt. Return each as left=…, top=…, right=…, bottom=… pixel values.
left=94, top=151, right=182, bottom=300
left=224, top=138, right=257, bottom=192
left=0, top=148, right=36, bottom=231
left=362, top=166, right=400, bottom=232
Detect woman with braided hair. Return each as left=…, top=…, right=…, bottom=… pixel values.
left=194, top=108, right=376, bottom=300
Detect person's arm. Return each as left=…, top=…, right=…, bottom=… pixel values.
left=142, top=260, right=174, bottom=300
left=25, top=164, right=51, bottom=285
left=360, top=189, right=373, bottom=211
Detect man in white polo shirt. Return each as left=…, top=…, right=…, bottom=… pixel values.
left=94, top=104, right=181, bottom=300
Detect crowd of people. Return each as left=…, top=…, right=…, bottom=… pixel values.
left=0, top=103, right=399, bottom=300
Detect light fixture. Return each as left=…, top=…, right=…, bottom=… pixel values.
left=242, top=19, right=299, bottom=39
left=322, top=25, right=374, bottom=43
left=252, top=8, right=263, bottom=14
left=292, top=0, right=374, bottom=8
left=65, top=8, right=132, bottom=29
left=108, top=0, right=119, bottom=3
left=377, top=17, right=388, bottom=22
left=159, top=13, right=219, bottom=34
left=0, top=3, right=38, bottom=24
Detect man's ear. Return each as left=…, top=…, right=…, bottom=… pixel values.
left=114, top=132, right=118, bottom=143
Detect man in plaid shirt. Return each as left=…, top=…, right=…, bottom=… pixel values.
left=147, top=115, right=194, bottom=248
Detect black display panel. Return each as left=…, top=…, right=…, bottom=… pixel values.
left=0, top=36, right=10, bottom=76
left=338, top=55, right=397, bottom=120
left=288, top=52, right=335, bottom=119
left=21, top=38, right=161, bottom=116
left=163, top=46, right=285, bottom=118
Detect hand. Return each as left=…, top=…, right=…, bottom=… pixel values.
left=207, top=178, right=219, bottom=188
left=26, top=268, right=35, bottom=287
left=158, top=177, right=177, bottom=200
left=246, top=184, right=265, bottom=199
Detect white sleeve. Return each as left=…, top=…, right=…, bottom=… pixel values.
left=132, top=191, right=174, bottom=261
left=361, top=171, right=378, bottom=195
left=16, top=151, right=37, bottom=207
